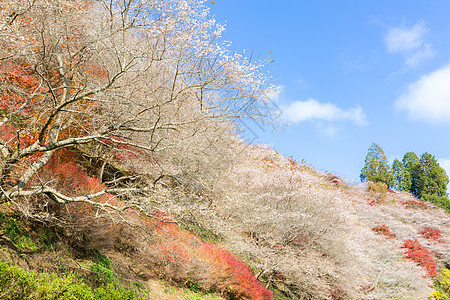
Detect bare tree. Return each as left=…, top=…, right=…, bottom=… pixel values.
left=0, top=0, right=274, bottom=214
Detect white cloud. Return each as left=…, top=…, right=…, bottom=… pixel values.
left=395, top=65, right=450, bottom=123
left=404, top=43, right=434, bottom=68
left=385, top=23, right=427, bottom=53
left=282, top=98, right=368, bottom=126
left=384, top=22, right=434, bottom=67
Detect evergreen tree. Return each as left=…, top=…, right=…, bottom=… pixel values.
left=402, top=152, right=420, bottom=197
left=360, top=143, right=394, bottom=188
left=392, top=158, right=411, bottom=191
left=417, top=153, right=449, bottom=198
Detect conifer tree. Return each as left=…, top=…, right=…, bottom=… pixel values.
left=392, top=158, right=411, bottom=191
left=402, top=152, right=420, bottom=197
left=360, top=143, right=394, bottom=188
left=417, top=153, right=449, bottom=198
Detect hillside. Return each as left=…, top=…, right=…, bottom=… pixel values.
left=1, top=0, right=450, bottom=299
left=0, top=143, right=449, bottom=299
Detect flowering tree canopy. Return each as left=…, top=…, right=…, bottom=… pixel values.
left=0, top=0, right=274, bottom=211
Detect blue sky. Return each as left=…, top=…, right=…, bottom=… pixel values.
left=209, top=1, right=450, bottom=183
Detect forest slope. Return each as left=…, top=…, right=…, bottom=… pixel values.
left=1, top=0, right=449, bottom=299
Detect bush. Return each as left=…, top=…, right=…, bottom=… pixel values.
left=0, top=261, right=144, bottom=299
left=400, top=199, right=428, bottom=209
left=0, top=211, right=59, bottom=251
left=420, top=227, right=444, bottom=243
left=422, top=194, right=450, bottom=213
left=372, top=223, right=395, bottom=239
left=400, top=239, right=437, bottom=278
left=368, top=181, right=388, bottom=201
left=89, top=252, right=118, bottom=288
left=432, top=268, right=450, bottom=299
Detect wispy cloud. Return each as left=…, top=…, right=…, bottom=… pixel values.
left=282, top=98, right=368, bottom=126
left=384, top=22, right=434, bottom=67
left=395, top=64, right=450, bottom=123
left=385, top=23, right=427, bottom=53
left=404, top=43, right=434, bottom=68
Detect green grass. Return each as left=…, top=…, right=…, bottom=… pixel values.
left=0, top=261, right=145, bottom=299
left=182, top=288, right=222, bottom=300
left=0, top=211, right=60, bottom=252
left=179, top=218, right=222, bottom=244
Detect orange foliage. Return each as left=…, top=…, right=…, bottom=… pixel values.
left=372, top=223, right=395, bottom=239
left=36, top=150, right=272, bottom=298
left=420, top=227, right=444, bottom=243
left=400, top=239, right=437, bottom=278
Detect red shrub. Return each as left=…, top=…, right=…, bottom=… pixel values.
left=420, top=227, right=444, bottom=243
left=36, top=150, right=273, bottom=298
left=372, top=223, right=395, bottom=239
left=400, top=239, right=437, bottom=277
left=134, top=210, right=273, bottom=299
left=400, top=199, right=428, bottom=209
left=198, top=243, right=273, bottom=300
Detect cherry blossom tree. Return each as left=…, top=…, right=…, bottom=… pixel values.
left=0, top=0, right=274, bottom=214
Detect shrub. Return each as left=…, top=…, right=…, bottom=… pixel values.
left=400, top=239, right=437, bottom=278
left=420, top=227, right=444, bottom=243
left=368, top=181, right=388, bottom=194
left=198, top=243, right=273, bottom=300
left=0, top=262, right=144, bottom=299
left=0, top=211, right=59, bottom=251
left=148, top=219, right=273, bottom=299
left=422, top=194, right=450, bottom=213
left=432, top=268, right=450, bottom=299
left=89, top=252, right=119, bottom=288
left=372, top=223, right=395, bottom=239
left=400, top=199, right=428, bottom=209
left=368, top=181, right=388, bottom=202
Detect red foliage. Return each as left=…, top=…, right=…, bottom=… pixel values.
left=40, top=149, right=108, bottom=198
left=372, top=223, right=395, bottom=239
left=367, top=198, right=378, bottom=206
left=400, top=199, right=428, bottom=209
left=419, top=227, right=444, bottom=243
left=400, top=239, right=437, bottom=277
left=198, top=243, right=273, bottom=300
left=20, top=147, right=273, bottom=298
left=124, top=206, right=273, bottom=298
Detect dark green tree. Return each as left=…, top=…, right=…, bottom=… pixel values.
left=416, top=153, right=449, bottom=198
left=360, top=143, right=394, bottom=188
left=392, top=158, right=411, bottom=191
left=402, top=152, right=420, bottom=197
